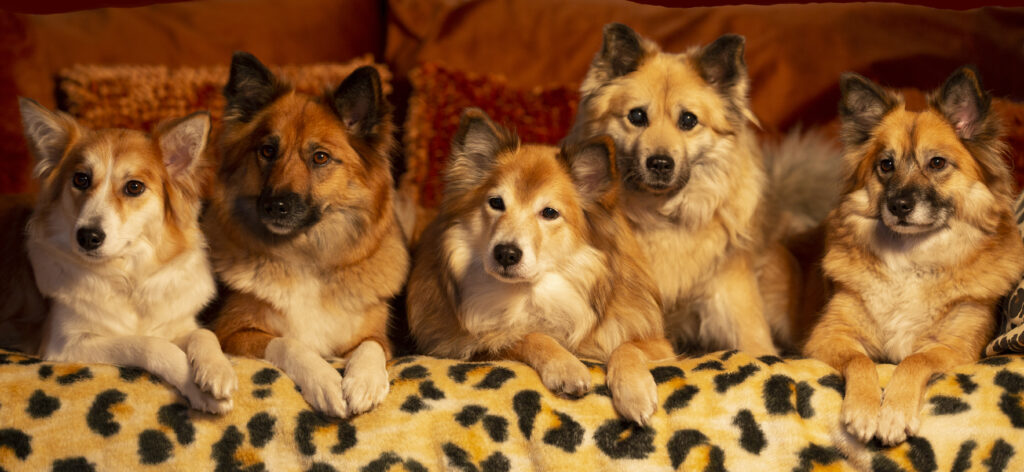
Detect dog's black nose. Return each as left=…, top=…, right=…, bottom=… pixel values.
left=260, top=193, right=305, bottom=218
left=888, top=196, right=915, bottom=217
left=76, top=227, right=105, bottom=250
left=645, top=155, right=675, bottom=175
left=493, top=244, right=522, bottom=268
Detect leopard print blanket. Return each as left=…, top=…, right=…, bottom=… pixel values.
left=1, top=349, right=1022, bottom=471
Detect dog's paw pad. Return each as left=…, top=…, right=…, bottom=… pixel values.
left=341, top=368, right=389, bottom=416
left=539, top=359, right=592, bottom=397
left=610, top=371, right=658, bottom=425
left=193, top=360, right=237, bottom=400
left=841, top=398, right=879, bottom=443
left=877, top=402, right=917, bottom=446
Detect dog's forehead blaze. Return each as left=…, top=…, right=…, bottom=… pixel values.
left=614, top=54, right=729, bottom=131
left=494, top=146, right=576, bottom=208
left=51, top=130, right=165, bottom=201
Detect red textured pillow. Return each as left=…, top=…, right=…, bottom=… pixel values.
left=401, top=63, right=579, bottom=209
left=57, top=56, right=391, bottom=133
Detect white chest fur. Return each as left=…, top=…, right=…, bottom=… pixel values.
left=458, top=261, right=598, bottom=353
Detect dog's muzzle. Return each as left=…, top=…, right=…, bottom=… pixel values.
left=258, top=191, right=313, bottom=234
left=639, top=154, right=690, bottom=192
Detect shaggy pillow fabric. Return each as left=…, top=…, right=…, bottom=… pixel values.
left=57, top=55, right=391, bottom=132
left=401, top=63, right=579, bottom=209
left=986, top=187, right=1024, bottom=356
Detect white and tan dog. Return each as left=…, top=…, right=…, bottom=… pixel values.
left=14, top=98, right=235, bottom=413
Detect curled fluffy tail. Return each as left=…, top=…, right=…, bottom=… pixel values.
left=762, top=127, right=844, bottom=242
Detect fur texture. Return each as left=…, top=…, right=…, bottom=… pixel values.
left=10, top=98, right=234, bottom=414
left=803, top=66, right=1024, bottom=446
left=206, top=53, right=409, bottom=418
left=567, top=24, right=838, bottom=354
left=407, top=108, right=674, bottom=424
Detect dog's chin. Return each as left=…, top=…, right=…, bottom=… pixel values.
left=880, top=215, right=944, bottom=236
left=261, top=220, right=302, bottom=236
left=635, top=174, right=689, bottom=196
left=484, top=264, right=533, bottom=284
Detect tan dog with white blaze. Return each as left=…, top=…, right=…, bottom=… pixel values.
left=207, top=53, right=409, bottom=418
left=407, top=108, right=674, bottom=424
left=804, top=66, right=1024, bottom=447
left=15, top=98, right=235, bottom=413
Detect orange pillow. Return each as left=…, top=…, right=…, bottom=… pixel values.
left=401, top=63, right=579, bottom=209
left=57, top=56, right=391, bottom=133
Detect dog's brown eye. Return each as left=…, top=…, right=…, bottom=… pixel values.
left=124, top=180, right=145, bottom=197
left=678, top=112, right=698, bottom=131
left=488, top=196, right=505, bottom=211
left=878, top=158, right=895, bottom=173
left=930, top=157, right=947, bottom=170
left=258, top=144, right=277, bottom=160
left=627, top=108, right=648, bottom=127
left=541, top=207, right=560, bottom=220
left=312, top=151, right=331, bottom=166
left=72, top=172, right=91, bottom=190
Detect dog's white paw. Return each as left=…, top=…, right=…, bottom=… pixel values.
left=341, top=365, right=389, bottom=417
left=298, top=369, right=348, bottom=419
left=609, top=368, right=658, bottom=425
left=192, top=355, right=237, bottom=400
left=180, top=381, right=234, bottom=414
left=841, top=393, right=879, bottom=443
left=876, top=396, right=920, bottom=446
left=538, top=358, right=592, bottom=397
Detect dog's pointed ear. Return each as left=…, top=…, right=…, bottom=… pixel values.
left=595, top=23, right=646, bottom=79
left=332, top=66, right=390, bottom=141
left=562, top=136, right=616, bottom=203
left=156, top=111, right=211, bottom=186
left=839, top=72, right=898, bottom=147
left=697, top=35, right=759, bottom=127
left=223, top=51, right=281, bottom=123
left=933, top=65, right=992, bottom=141
left=697, top=34, right=747, bottom=91
left=19, top=97, right=80, bottom=179
left=445, top=108, right=518, bottom=196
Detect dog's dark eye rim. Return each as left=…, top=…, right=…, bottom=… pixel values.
left=72, top=172, right=91, bottom=190
left=878, top=158, right=895, bottom=172
left=627, top=107, right=648, bottom=127
left=311, top=151, right=332, bottom=166
left=929, top=156, right=947, bottom=170
left=540, top=207, right=560, bottom=220
left=124, top=180, right=146, bottom=197
left=678, top=111, right=699, bottom=130
left=258, top=144, right=277, bottom=160
left=488, top=196, right=505, bottom=211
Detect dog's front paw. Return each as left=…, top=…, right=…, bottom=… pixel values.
left=297, top=370, right=348, bottom=419
left=609, top=367, right=658, bottom=425
left=538, top=358, right=592, bottom=397
left=341, top=364, right=389, bottom=417
left=841, top=390, right=880, bottom=443
left=876, top=391, right=921, bottom=446
left=192, top=355, right=237, bottom=400
left=180, top=381, right=234, bottom=414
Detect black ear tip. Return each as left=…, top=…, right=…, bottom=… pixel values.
left=459, top=107, right=490, bottom=123
left=230, top=51, right=262, bottom=69
left=604, top=23, right=635, bottom=37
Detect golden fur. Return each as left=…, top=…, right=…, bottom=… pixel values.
left=567, top=24, right=828, bottom=355
left=206, top=53, right=408, bottom=418
left=407, top=108, right=673, bottom=424
left=804, top=66, right=1024, bottom=446
left=6, top=98, right=234, bottom=413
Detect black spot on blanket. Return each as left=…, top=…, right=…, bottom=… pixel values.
left=594, top=419, right=654, bottom=459
left=650, top=366, right=685, bottom=383
left=57, top=367, right=93, bottom=385
left=252, top=368, right=281, bottom=385
left=663, top=384, right=699, bottom=413
left=666, top=429, right=725, bottom=471
left=513, top=390, right=541, bottom=439
left=248, top=412, right=276, bottom=448
left=0, top=428, right=32, bottom=459
left=51, top=457, right=96, bottom=472
left=137, top=429, right=173, bottom=465
left=158, top=403, right=195, bottom=445
left=87, top=389, right=127, bottom=437
left=714, top=364, right=760, bottom=393
left=732, top=409, right=765, bottom=454
left=544, top=411, right=584, bottom=453
left=27, top=390, right=60, bottom=418
left=930, top=395, right=971, bottom=415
